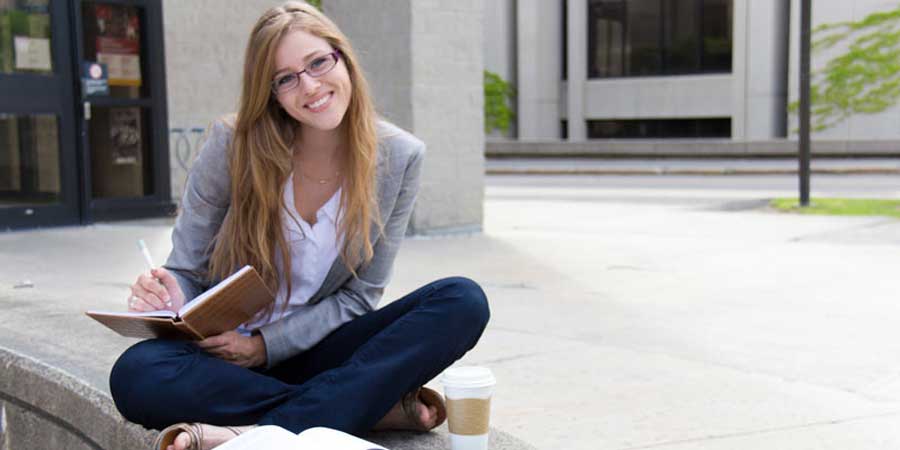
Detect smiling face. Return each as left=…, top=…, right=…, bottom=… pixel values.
left=272, top=29, right=352, bottom=133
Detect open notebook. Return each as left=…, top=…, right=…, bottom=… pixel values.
left=216, top=426, right=387, bottom=450
left=85, top=266, right=274, bottom=340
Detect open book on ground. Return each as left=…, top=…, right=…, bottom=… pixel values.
left=217, top=426, right=387, bottom=450
left=85, top=266, right=274, bottom=340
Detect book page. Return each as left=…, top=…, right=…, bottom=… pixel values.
left=84, top=309, right=176, bottom=319
left=215, top=426, right=387, bottom=450
left=84, top=312, right=186, bottom=340
left=295, top=427, right=387, bottom=450
left=214, top=426, right=297, bottom=450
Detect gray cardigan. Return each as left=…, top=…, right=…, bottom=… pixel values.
left=164, top=119, right=425, bottom=368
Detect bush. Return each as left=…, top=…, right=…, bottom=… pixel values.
left=484, top=70, right=515, bottom=134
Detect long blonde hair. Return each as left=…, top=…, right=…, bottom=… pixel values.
left=209, top=1, right=381, bottom=310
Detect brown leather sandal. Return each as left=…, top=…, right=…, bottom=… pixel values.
left=152, top=423, right=245, bottom=450
left=400, top=387, right=447, bottom=432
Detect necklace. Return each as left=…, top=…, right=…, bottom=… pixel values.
left=298, top=170, right=341, bottom=185
left=292, top=135, right=344, bottom=185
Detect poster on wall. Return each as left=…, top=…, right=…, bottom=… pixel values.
left=110, top=108, right=141, bottom=165
left=93, top=4, right=141, bottom=87
left=13, top=35, right=51, bottom=71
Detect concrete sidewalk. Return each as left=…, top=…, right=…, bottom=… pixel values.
left=3, top=177, right=900, bottom=449
left=487, top=157, right=900, bottom=176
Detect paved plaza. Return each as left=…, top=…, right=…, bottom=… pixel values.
left=1, top=174, right=899, bottom=449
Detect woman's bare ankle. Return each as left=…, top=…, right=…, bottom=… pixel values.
left=372, top=398, right=437, bottom=431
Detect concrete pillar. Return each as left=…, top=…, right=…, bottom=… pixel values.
left=731, top=0, right=747, bottom=139
left=567, top=0, right=587, bottom=141
left=162, top=0, right=275, bottom=203
left=326, top=0, right=484, bottom=234
left=732, top=0, right=790, bottom=140
left=515, top=0, right=562, bottom=139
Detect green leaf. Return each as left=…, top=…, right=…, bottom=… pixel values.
left=789, top=5, right=900, bottom=132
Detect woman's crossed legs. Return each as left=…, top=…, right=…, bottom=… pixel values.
left=110, top=277, right=490, bottom=446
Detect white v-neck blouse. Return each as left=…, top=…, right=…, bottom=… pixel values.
left=240, top=173, right=343, bottom=332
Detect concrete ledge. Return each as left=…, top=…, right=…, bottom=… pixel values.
left=0, top=345, right=154, bottom=450
left=486, top=139, right=900, bottom=158
left=0, top=345, right=535, bottom=450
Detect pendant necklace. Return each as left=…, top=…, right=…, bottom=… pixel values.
left=299, top=170, right=341, bottom=185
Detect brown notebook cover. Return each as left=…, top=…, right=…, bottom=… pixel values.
left=86, top=266, right=274, bottom=340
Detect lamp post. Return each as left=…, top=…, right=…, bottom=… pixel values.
left=799, top=0, right=812, bottom=206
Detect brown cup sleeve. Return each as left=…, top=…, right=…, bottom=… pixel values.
left=447, top=398, right=491, bottom=436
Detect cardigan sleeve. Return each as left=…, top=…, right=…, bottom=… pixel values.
left=163, top=121, right=233, bottom=302
left=258, top=142, right=425, bottom=368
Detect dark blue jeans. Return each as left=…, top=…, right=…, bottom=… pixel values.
left=109, top=277, right=489, bottom=435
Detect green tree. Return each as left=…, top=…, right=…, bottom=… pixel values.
left=789, top=6, right=900, bottom=131
left=484, top=70, right=515, bottom=134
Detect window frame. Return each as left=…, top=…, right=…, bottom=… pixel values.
left=587, top=0, right=733, bottom=79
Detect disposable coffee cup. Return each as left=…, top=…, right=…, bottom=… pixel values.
left=440, top=366, right=496, bottom=450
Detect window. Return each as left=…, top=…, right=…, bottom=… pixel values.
left=0, top=114, right=61, bottom=206
left=562, top=0, right=568, bottom=80
left=587, top=118, right=731, bottom=138
left=82, top=2, right=145, bottom=99
left=588, top=0, right=732, bottom=78
left=0, top=0, right=54, bottom=76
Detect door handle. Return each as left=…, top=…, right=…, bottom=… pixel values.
left=83, top=101, right=91, bottom=120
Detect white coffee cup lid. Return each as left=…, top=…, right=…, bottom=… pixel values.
left=441, top=366, right=496, bottom=388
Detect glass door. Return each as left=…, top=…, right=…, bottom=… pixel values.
left=75, top=0, right=172, bottom=222
left=0, top=0, right=80, bottom=229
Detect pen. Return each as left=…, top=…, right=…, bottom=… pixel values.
left=137, top=239, right=154, bottom=271
left=138, top=239, right=172, bottom=307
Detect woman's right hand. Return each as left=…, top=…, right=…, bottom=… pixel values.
left=127, top=267, right=187, bottom=312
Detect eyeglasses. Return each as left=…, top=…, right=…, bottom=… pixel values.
left=271, top=50, right=341, bottom=95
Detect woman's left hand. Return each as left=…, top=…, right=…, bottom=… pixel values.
left=196, top=331, right=267, bottom=368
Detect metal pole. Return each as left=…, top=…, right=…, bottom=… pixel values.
left=799, top=0, right=812, bottom=206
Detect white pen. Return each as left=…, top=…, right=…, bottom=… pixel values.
left=137, top=239, right=172, bottom=307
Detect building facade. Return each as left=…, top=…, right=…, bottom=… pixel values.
left=1, top=0, right=485, bottom=232
left=0, top=0, right=266, bottom=230
left=486, top=0, right=900, bottom=142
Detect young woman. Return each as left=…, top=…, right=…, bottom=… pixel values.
left=109, top=3, right=489, bottom=449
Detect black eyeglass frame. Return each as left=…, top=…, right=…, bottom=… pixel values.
left=270, top=50, right=343, bottom=95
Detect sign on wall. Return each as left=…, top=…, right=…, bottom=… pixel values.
left=82, top=61, right=109, bottom=96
